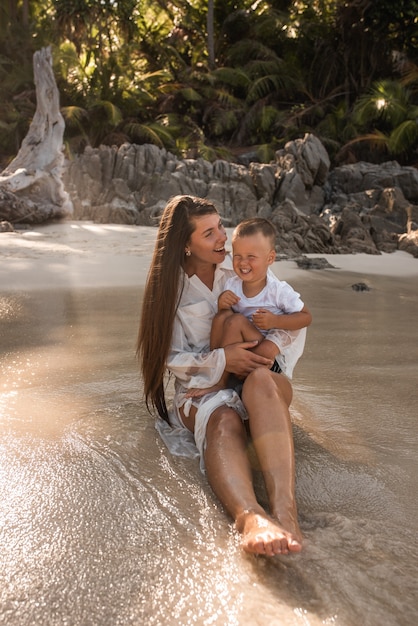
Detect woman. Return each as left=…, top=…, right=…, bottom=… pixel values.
left=137, top=195, right=303, bottom=556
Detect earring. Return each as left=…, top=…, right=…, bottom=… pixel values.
left=185, top=249, right=191, bottom=256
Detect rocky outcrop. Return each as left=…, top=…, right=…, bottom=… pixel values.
left=62, top=134, right=418, bottom=257
left=63, top=134, right=341, bottom=257
left=322, top=161, right=418, bottom=256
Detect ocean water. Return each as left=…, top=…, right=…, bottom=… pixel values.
left=0, top=269, right=417, bottom=626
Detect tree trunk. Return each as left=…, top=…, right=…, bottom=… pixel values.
left=207, top=0, right=215, bottom=70
left=0, top=46, right=73, bottom=224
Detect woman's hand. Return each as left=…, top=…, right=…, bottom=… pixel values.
left=224, top=341, right=273, bottom=377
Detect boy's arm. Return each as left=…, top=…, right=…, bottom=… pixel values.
left=252, top=305, right=312, bottom=331
left=218, top=289, right=240, bottom=311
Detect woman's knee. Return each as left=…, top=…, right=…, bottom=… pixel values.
left=243, top=367, right=292, bottom=406
left=244, top=367, right=274, bottom=389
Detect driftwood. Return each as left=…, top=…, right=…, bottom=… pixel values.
left=0, top=46, right=72, bottom=223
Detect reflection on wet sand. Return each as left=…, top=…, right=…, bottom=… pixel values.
left=1, top=277, right=417, bottom=626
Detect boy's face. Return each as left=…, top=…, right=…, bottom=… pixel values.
left=232, top=232, right=275, bottom=285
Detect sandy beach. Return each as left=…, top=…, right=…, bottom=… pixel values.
left=1, top=220, right=417, bottom=291
left=1, top=220, right=418, bottom=626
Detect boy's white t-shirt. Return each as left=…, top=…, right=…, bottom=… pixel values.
left=224, top=268, right=306, bottom=377
left=224, top=268, right=304, bottom=335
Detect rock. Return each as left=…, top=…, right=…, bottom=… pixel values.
left=270, top=199, right=339, bottom=257
left=328, top=161, right=418, bottom=202
left=274, top=133, right=329, bottom=214
left=331, top=206, right=380, bottom=254
left=398, top=230, right=418, bottom=258
left=277, top=133, right=330, bottom=188
left=294, top=256, right=337, bottom=270
left=352, top=282, right=371, bottom=291
left=0, top=220, right=14, bottom=232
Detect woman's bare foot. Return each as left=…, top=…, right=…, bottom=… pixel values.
left=271, top=506, right=303, bottom=547
left=235, top=510, right=302, bottom=556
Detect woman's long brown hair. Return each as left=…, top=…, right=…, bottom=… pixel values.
left=137, top=195, right=219, bottom=421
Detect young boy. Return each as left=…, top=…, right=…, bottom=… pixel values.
left=187, top=217, right=312, bottom=397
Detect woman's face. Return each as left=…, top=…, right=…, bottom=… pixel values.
left=187, top=213, right=227, bottom=265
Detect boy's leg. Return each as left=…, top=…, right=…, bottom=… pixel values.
left=222, top=316, right=279, bottom=364
left=221, top=313, right=264, bottom=345
left=206, top=313, right=272, bottom=394
left=210, top=309, right=235, bottom=350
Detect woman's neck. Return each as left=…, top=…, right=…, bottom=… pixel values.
left=184, top=259, right=216, bottom=290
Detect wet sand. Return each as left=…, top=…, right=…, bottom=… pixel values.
left=1, top=222, right=418, bottom=626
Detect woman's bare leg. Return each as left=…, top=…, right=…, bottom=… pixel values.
left=241, top=367, right=302, bottom=551
left=203, top=405, right=302, bottom=556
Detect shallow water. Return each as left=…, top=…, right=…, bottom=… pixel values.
left=1, top=271, right=417, bottom=626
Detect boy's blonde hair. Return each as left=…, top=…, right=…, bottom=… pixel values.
left=232, top=217, right=277, bottom=249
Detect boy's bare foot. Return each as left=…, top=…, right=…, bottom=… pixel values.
left=235, top=510, right=302, bottom=556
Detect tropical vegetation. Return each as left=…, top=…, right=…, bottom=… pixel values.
left=1, top=0, right=417, bottom=169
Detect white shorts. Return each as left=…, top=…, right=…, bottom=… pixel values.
left=170, top=387, right=248, bottom=472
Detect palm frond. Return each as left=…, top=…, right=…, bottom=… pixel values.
left=61, top=105, right=89, bottom=129
left=91, top=101, right=123, bottom=126
left=212, top=88, right=242, bottom=108
left=206, top=108, right=239, bottom=137
left=353, top=80, right=411, bottom=129
left=247, top=75, right=288, bottom=103
left=388, top=120, right=418, bottom=155
left=399, top=62, right=418, bottom=87
left=179, top=87, right=202, bottom=102
left=122, top=121, right=171, bottom=148
left=258, top=106, right=281, bottom=133
left=226, top=39, right=281, bottom=66
left=342, top=130, right=390, bottom=153
left=212, top=67, right=251, bottom=89
left=245, top=59, right=284, bottom=78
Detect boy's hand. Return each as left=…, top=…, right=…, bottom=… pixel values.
left=218, top=290, right=240, bottom=310
left=252, top=308, right=276, bottom=330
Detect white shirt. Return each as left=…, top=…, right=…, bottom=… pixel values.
left=167, top=256, right=235, bottom=391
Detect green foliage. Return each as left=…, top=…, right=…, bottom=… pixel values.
left=353, top=80, right=412, bottom=129
left=348, top=80, right=418, bottom=161
left=389, top=120, right=418, bottom=157
left=1, top=0, right=418, bottom=167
